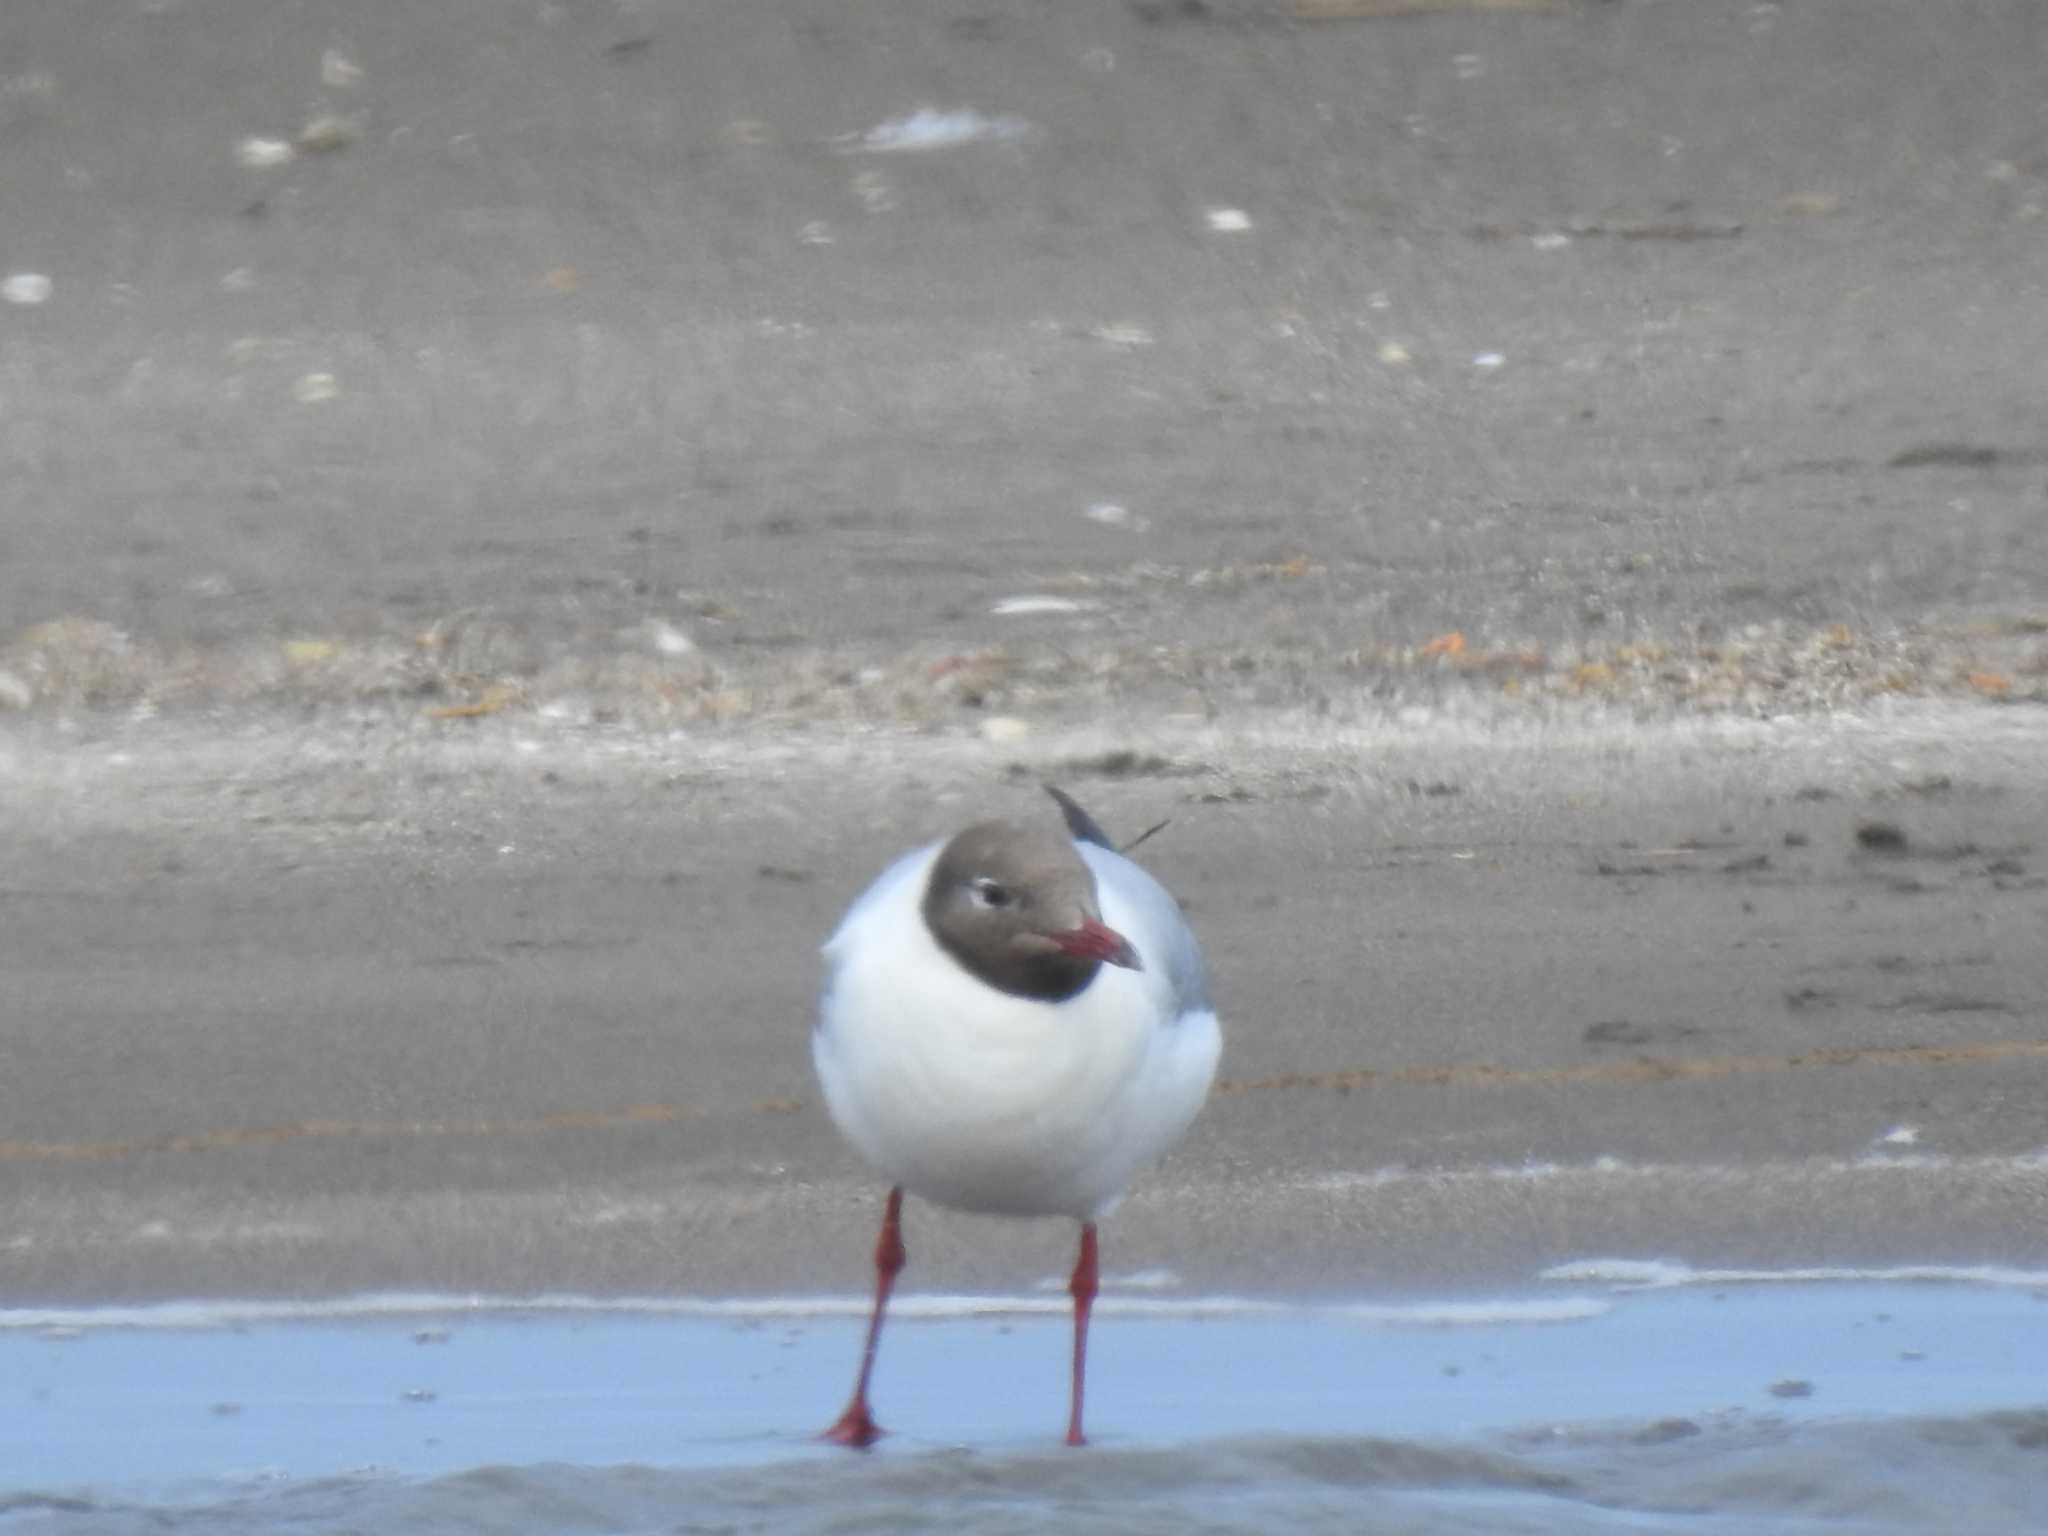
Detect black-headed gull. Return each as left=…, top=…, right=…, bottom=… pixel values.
left=813, top=787, right=1221, bottom=1447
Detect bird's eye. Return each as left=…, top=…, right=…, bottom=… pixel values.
left=970, top=878, right=1014, bottom=909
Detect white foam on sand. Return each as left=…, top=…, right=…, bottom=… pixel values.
left=1544, top=1257, right=2048, bottom=1291
left=0, top=1289, right=1608, bottom=1335
left=19, top=1224, right=2048, bottom=1336
left=1301, top=1148, right=2048, bottom=1195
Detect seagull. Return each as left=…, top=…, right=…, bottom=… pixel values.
left=812, top=786, right=1221, bottom=1447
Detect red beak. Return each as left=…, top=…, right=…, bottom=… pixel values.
left=1055, top=918, right=1142, bottom=971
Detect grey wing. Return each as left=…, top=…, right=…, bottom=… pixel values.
left=1080, top=842, right=1211, bottom=1016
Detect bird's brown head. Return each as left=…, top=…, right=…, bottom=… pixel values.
left=922, top=818, right=1141, bottom=1002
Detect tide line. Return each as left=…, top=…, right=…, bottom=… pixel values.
left=0, top=1290, right=1605, bottom=1334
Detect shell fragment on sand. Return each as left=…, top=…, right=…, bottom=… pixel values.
left=837, top=107, right=1034, bottom=154
left=991, top=596, right=1095, bottom=617
left=2, top=273, right=52, bottom=306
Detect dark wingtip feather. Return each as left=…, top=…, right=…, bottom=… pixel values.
left=1043, top=784, right=1115, bottom=848
left=1119, top=817, right=1171, bottom=856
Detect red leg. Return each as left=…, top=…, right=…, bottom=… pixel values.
left=1064, top=1222, right=1099, bottom=1447
left=823, top=1186, right=906, bottom=1448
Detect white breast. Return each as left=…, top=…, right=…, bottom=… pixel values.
left=814, top=841, right=1221, bottom=1221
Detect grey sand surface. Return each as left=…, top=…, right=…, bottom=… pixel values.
left=4, top=709, right=2044, bottom=1301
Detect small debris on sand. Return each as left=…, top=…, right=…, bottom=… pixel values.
left=1888, top=443, right=2001, bottom=469
left=2, top=273, right=52, bottom=306
left=837, top=107, right=1033, bottom=155
left=1855, top=822, right=1909, bottom=854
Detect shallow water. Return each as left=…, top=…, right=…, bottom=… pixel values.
left=6, top=1271, right=2048, bottom=1533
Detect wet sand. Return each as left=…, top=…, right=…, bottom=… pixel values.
left=0, top=0, right=2044, bottom=1323
left=3, top=707, right=2044, bottom=1302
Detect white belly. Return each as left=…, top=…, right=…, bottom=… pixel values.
left=814, top=845, right=1220, bottom=1221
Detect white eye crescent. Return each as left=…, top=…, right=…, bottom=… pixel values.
left=970, top=877, right=1014, bottom=909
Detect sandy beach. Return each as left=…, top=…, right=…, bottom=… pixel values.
left=2, top=0, right=2046, bottom=1525
left=3, top=707, right=2044, bottom=1302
